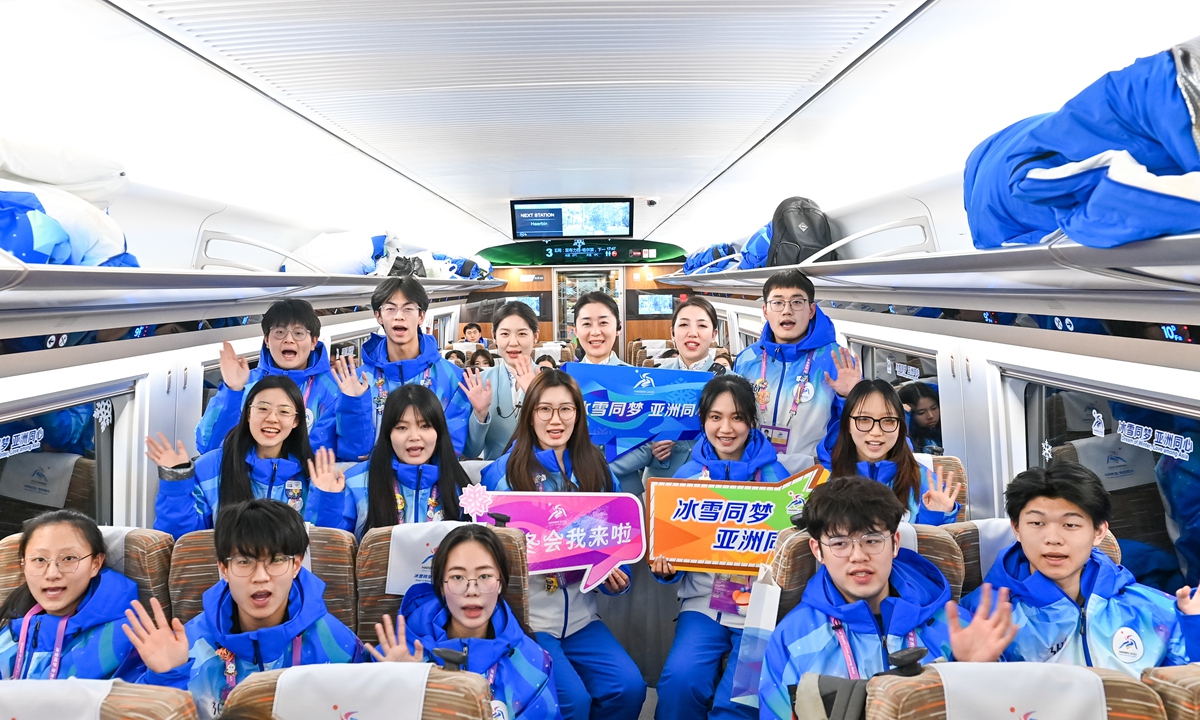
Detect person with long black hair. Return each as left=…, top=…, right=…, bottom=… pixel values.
left=147, top=375, right=351, bottom=540
left=344, top=384, right=470, bottom=540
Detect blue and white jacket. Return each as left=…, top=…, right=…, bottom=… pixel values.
left=758, top=549, right=960, bottom=720
left=733, top=308, right=845, bottom=469
left=339, top=333, right=471, bottom=456
left=153, top=448, right=353, bottom=540
left=961, top=543, right=1200, bottom=677
left=481, top=447, right=631, bottom=639
left=344, top=457, right=463, bottom=540
left=853, top=460, right=958, bottom=526
left=401, top=584, right=561, bottom=720
left=139, top=569, right=362, bottom=720
left=464, top=362, right=524, bottom=461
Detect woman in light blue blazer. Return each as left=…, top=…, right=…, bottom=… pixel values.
left=461, top=301, right=541, bottom=460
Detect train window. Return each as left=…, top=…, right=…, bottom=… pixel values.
left=0, top=392, right=128, bottom=536
left=1025, top=382, right=1197, bottom=590
left=201, top=355, right=260, bottom=413
left=858, top=343, right=941, bottom=454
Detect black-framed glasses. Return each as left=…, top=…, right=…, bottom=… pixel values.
left=22, top=554, right=94, bottom=575
left=225, top=555, right=296, bottom=577
left=820, top=533, right=891, bottom=558
left=851, top=415, right=900, bottom=433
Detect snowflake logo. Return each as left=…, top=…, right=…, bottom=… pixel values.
left=460, top=483, right=494, bottom=520
left=93, top=399, right=114, bottom=433
left=1041, top=440, right=1053, bottom=463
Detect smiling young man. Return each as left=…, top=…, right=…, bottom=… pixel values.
left=759, top=476, right=1017, bottom=720
left=960, top=462, right=1200, bottom=675
left=337, top=276, right=472, bottom=456
left=733, top=270, right=861, bottom=471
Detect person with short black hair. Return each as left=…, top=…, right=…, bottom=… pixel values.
left=535, top=355, right=557, bottom=370
left=470, top=348, right=495, bottom=369
left=128, top=499, right=362, bottom=720
left=732, top=269, right=861, bottom=471
left=898, top=382, right=942, bottom=453
left=759, top=476, right=1018, bottom=719
left=462, top=322, right=492, bottom=349
left=960, top=462, right=1200, bottom=676
left=444, top=349, right=466, bottom=367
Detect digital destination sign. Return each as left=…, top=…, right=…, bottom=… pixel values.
left=511, top=198, right=634, bottom=239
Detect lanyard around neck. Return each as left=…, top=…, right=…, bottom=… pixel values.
left=12, top=604, right=69, bottom=680
left=216, top=636, right=301, bottom=700
left=829, top=616, right=916, bottom=680
left=757, top=349, right=815, bottom=418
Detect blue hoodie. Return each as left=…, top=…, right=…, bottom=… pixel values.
left=758, top=549, right=959, bottom=720
left=400, top=584, right=561, bottom=720
left=0, top=569, right=144, bottom=681
left=344, top=457, right=464, bottom=540
left=854, top=460, right=957, bottom=526
left=195, top=342, right=366, bottom=462
left=732, top=307, right=845, bottom=468
left=961, top=543, right=1200, bottom=677
left=139, top=569, right=362, bottom=720
left=153, top=447, right=354, bottom=540
left=339, top=333, right=471, bottom=456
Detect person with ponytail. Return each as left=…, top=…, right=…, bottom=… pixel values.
left=828, top=379, right=959, bottom=526
left=480, top=369, right=646, bottom=720
left=0, top=509, right=143, bottom=680
left=344, top=384, right=470, bottom=540
left=147, top=375, right=352, bottom=540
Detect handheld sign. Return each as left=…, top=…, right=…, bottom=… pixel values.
left=645, top=465, right=829, bottom=574
left=564, top=363, right=711, bottom=461
left=460, top=483, right=646, bottom=593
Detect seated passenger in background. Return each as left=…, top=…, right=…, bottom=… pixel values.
left=147, top=375, right=351, bottom=540
left=713, top=350, right=734, bottom=371
left=733, top=270, right=861, bottom=470
left=828, top=379, right=959, bottom=526
left=462, top=301, right=541, bottom=461
left=344, top=385, right=469, bottom=540
left=961, top=462, right=1200, bottom=675
left=759, top=477, right=1017, bottom=720
left=481, top=370, right=646, bottom=720
left=898, top=381, right=942, bottom=454
left=536, top=354, right=558, bottom=370
left=127, top=499, right=362, bottom=720
left=470, top=348, right=495, bottom=370
left=653, top=375, right=792, bottom=720
left=197, top=298, right=366, bottom=461
left=462, top=322, right=492, bottom=349
left=444, top=349, right=466, bottom=368
left=370, top=524, right=560, bottom=720
left=337, top=276, right=472, bottom=456
left=0, top=510, right=144, bottom=680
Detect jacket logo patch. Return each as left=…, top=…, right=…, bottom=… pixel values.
left=1112, top=626, right=1144, bottom=663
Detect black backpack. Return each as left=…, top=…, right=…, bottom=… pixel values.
left=767, top=197, right=833, bottom=266
left=387, top=255, right=426, bottom=278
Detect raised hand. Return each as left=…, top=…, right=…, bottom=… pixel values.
left=650, top=440, right=675, bottom=462
left=365, top=613, right=424, bottom=663
left=308, top=447, right=346, bottom=493
left=145, top=433, right=190, bottom=468
left=123, top=598, right=190, bottom=674
left=218, top=341, right=251, bottom=391
left=823, top=347, right=862, bottom=398
left=922, top=470, right=961, bottom=513
left=512, top=354, right=537, bottom=394
left=331, top=355, right=371, bottom=398
left=650, top=557, right=676, bottom=580
left=946, top=584, right=1019, bottom=662
left=603, top=567, right=630, bottom=593
left=1177, top=585, right=1200, bottom=615
left=458, top=368, right=494, bottom=421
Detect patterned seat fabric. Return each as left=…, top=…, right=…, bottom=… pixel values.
left=355, top=525, right=530, bottom=638
left=169, top=527, right=357, bottom=628
left=1142, top=666, right=1200, bottom=720
left=929, top=456, right=968, bottom=522
left=223, top=667, right=491, bottom=720
left=0, top=528, right=174, bottom=617
left=865, top=665, right=1166, bottom=720
left=0, top=456, right=96, bottom=538
left=942, top=521, right=1123, bottom=595
left=102, top=681, right=199, bottom=720
left=772, top=524, right=966, bottom=622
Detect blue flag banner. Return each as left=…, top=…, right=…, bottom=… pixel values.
left=564, top=363, right=713, bottom=461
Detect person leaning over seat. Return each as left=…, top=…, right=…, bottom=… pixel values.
left=758, top=476, right=1019, bottom=720
left=460, top=301, right=542, bottom=461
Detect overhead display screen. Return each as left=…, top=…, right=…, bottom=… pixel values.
left=511, top=198, right=633, bottom=239
left=479, top=239, right=686, bottom=266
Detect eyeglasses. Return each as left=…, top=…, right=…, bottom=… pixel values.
left=820, top=533, right=891, bottom=558
left=22, top=554, right=94, bottom=575
left=225, top=555, right=296, bottom=577
left=444, top=573, right=501, bottom=595
left=851, top=415, right=900, bottom=433
left=269, top=327, right=311, bottom=341
left=250, top=403, right=297, bottom=420
left=765, top=299, right=811, bottom=313
left=379, top=304, right=421, bottom=318
left=534, top=404, right=577, bottom=422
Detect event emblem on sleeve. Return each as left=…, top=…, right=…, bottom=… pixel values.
left=461, top=483, right=646, bottom=593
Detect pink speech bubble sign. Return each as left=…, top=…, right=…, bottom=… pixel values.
left=463, top=485, right=646, bottom=593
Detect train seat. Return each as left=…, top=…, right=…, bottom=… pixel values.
left=168, top=527, right=357, bottom=627
left=0, top=679, right=199, bottom=720
left=922, top=455, right=969, bottom=522
left=0, top=455, right=97, bottom=538
left=1142, top=666, right=1200, bottom=720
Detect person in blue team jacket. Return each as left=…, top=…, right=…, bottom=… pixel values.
left=828, top=380, right=960, bottom=526
left=147, top=375, right=352, bottom=540
left=733, top=270, right=861, bottom=471
left=344, top=384, right=469, bottom=540
left=0, top=509, right=144, bottom=680
left=481, top=369, right=646, bottom=720
left=653, top=375, right=792, bottom=720
left=127, top=499, right=363, bottom=720
left=759, top=477, right=1019, bottom=720
left=961, top=463, right=1200, bottom=677
left=196, top=298, right=368, bottom=462
left=369, top=524, right=561, bottom=720
left=337, top=275, right=472, bottom=456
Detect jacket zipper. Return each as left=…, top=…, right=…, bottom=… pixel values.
left=1079, top=604, right=1092, bottom=666
left=22, top=617, right=42, bottom=679
left=416, top=466, right=424, bottom=524
left=253, top=639, right=263, bottom=671
left=875, top=616, right=890, bottom=669
left=771, top=353, right=788, bottom=427
left=561, top=586, right=570, bottom=639
left=266, top=462, right=279, bottom=498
